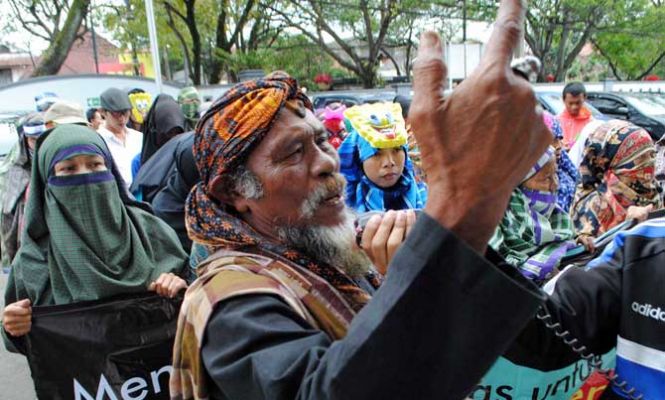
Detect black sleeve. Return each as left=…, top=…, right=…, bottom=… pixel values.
left=510, top=265, right=622, bottom=370
left=201, top=213, right=545, bottom=400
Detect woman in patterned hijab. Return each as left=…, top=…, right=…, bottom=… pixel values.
left=572, top=120, right=662, bottom=239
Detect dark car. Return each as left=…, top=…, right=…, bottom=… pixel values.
left=586, top=92, right=665, bottom=141
left=310, top=91, right=398, bottom=111
left=311, top=93, right=364, bottom=110
left=535, top=91, right=607, bottom=120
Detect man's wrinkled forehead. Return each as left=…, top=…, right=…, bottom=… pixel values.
left=274, top=103, right=324, bottom=136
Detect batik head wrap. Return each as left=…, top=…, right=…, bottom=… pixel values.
left=338, top=102, right=427, bottom=212
left=185, top=72, right=378, bottom=312
left=543, top=111, right=579, bottom=212
left=572, top=120, right=662, bottom=237
left=5, top=124, right=187, bottom=306
left=490, top=147, right=575, bottom=283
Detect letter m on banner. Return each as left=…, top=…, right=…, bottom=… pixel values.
left=74, top=375, right=119, bottom=400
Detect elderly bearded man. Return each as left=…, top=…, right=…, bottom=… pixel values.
left=170, top=1, right=553, bottom=399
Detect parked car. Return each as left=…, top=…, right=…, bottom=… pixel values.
left=0, top=112, right=25, bottom=161
left=586, top=92, right=665, bottom=141
left=311, top=93, right=363, bottom=110
left=310, top=91, right=398, bottom=110
left=534, top=91, right=607, bottom=120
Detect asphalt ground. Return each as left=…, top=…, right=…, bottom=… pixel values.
left=0, top=271, right=36, bottom=400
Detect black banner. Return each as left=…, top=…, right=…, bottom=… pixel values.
left=24, top=293, right=181, bottom=400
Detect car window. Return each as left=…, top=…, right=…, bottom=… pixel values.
left=647, top=94, right=665, bottom=108
left=0, top=122, right=18, bottom=158
left=588, top=96, right=625, bottom=111
left=538, top=93, right=605, bottom=119
left=623, top=95, right=665, bottom=117
left=313, top=96, right=361, bottom=109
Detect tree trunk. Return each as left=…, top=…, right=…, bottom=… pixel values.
left=380, top=47, right=401, bottom=76
left=360, top=66, right=377, bottom=88
left=30, top=0, right=91, bottom=77
left=185, top=1, right=202, bottom=85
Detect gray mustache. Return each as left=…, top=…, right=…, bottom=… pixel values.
left=300, top=174, right=346, bottom=218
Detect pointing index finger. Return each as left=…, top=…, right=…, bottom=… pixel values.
left=482, top=0, right=526, bottom=67
left=411, top=31, right=447, bottom=114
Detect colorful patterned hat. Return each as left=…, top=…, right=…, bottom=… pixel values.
left=343, top=102, right=408, bottom=149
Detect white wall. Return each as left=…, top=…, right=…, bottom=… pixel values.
left=0, top=74, right=184, bottom=113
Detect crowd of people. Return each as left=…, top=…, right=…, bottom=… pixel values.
left=0, top=1, right=663, bottom=398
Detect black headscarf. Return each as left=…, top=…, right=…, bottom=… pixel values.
left=129, top=132, right=199, bottom=250
left=140, top=95, right=185, bottom=164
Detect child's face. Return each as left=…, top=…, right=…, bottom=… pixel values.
left=362, top=147, right=406, bottom=188
left=522, top=158, right=558, bottom=193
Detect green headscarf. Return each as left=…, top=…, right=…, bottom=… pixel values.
left=177, top=86, right=201, bottom=126
left=5, top=124, right=188, bottom=306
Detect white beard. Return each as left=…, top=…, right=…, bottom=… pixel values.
left=276, top=208, right=371, bottom=278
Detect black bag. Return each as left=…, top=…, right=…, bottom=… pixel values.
left=24, top=293, right=181, bottom=400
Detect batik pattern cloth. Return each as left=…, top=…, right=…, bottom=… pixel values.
left=170, top=249, right=358, bottom=400
left=572, top=120, right=662, bottom=237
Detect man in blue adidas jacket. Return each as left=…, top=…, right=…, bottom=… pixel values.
left=514, top=218, right=665, bottom=399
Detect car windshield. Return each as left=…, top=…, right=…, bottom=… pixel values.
left=0, top=123, right=18, bottom=158
left=643, top=94, right=665, bottom=108
left=622, top=95, right=665, bottom=117
left=0, top=112, right=28, bottom=159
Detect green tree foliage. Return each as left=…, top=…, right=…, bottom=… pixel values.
left=471, top=0, right=665, bottom=82
left=5, top=0, right=91, bottom=77
left=267, top=0, right=403, bottom=88
left=13, top=0, right=665, bottom=85
left=216, top=34, right=336, bottom=88
left=592, top=1, right=665, bottom=80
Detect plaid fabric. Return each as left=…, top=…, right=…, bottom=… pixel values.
left=572, top=120, right=662, bottom=237
left=170, top=250, right=357, bottom=400
left=489, top=189, right=575, bottom=282
left=338, top=109, right=426, bottom=212
left=186, top=72, right=380, bottom=313
left=6, top=124, right=188, bottom=305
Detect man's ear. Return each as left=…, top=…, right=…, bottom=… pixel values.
left=209, top=176, right=251, bottom=213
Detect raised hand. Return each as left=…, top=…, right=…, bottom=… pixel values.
left=360, top=210, right=417, bottom=275
left=148, top=273, right=188, bottom=298
left=409, top=0, right=551, bottom=252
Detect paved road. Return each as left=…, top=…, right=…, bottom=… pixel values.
left=0, top=271, right=36, bottom=400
